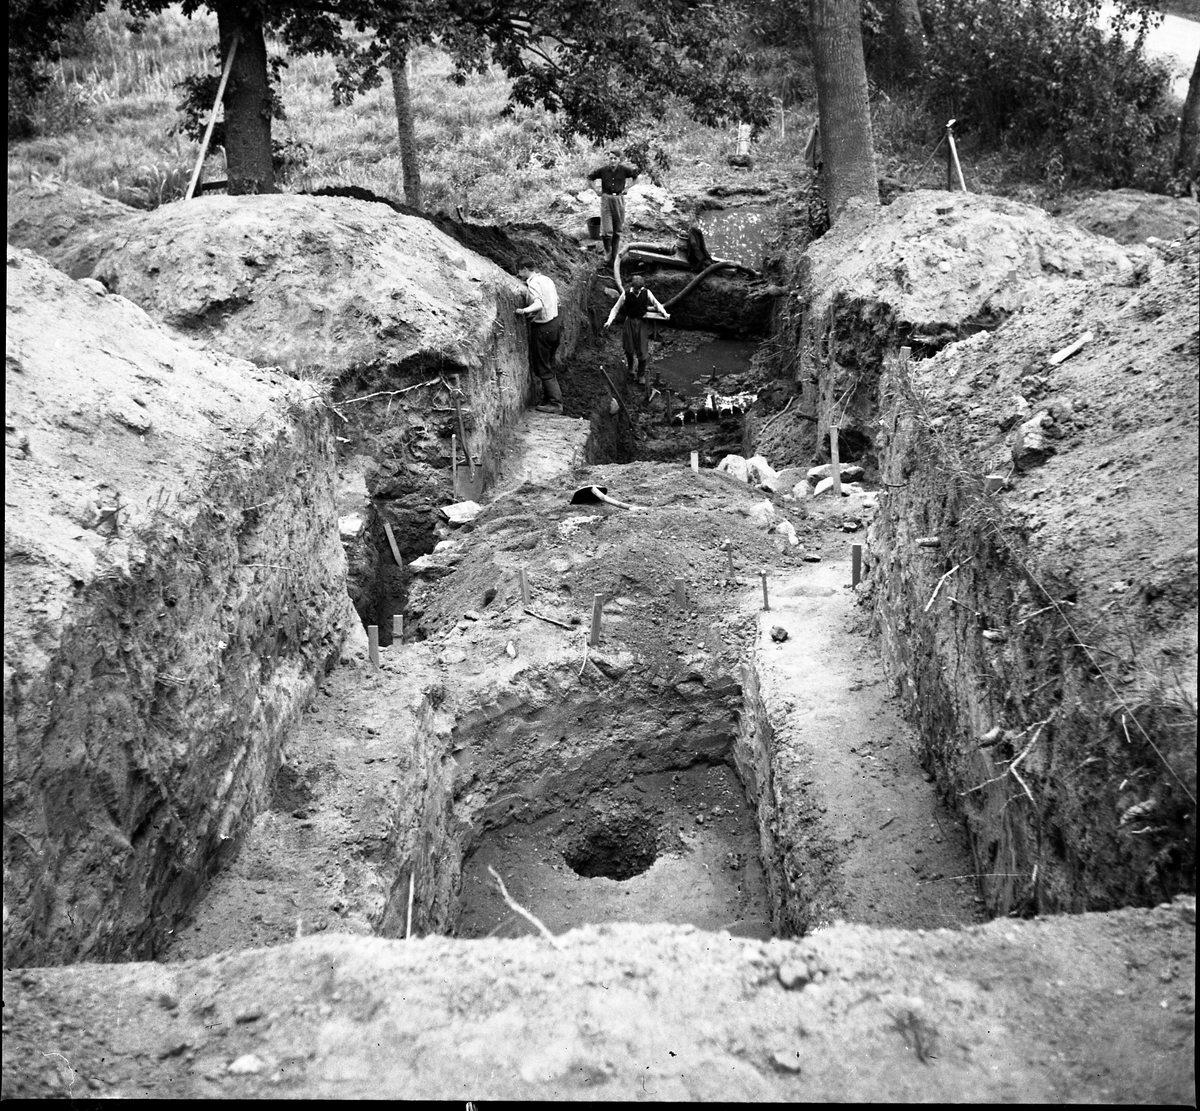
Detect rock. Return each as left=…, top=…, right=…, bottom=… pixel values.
left=793, top=480, right=812, bottom=500
left=109, top=397, right=152, bottom=433
left=770, top=626, right=789, bottom=643
left=716, top=455, right=750, bottom=483
left=774, top=520, right=799, bottom=547
left=746, top=500, right=775, bottom=529
left=227, top=1054, right=264, bottom=1076
left=440, top=501, right=482, bottom=525
left=777, top=960, right=812, bottom=990
left=78, top=277, right=107, bottom=296
left=807, top=462, right=864, bottom=482
left=841, top=516, right=862, bottom=532
left=439, top=647, right=468, bottom=665
left=771, top=1049, right=804, bottom=1073
left=505, top=641, right=517, bottom=658
left=745, top=455, right=778, bottom=486
left=768, top=466, right=809, bottom=494
left=338, top=514, right=365, bottom=539
left=1011, top=410, right=1055, bottom=471
left=802, top=554, right=822, bottom=563
left=812, top=477, right=835, bottom=497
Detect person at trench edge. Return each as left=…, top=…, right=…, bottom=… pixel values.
left=586, top=149, right=639, bottom=266
left=604, top=273, right=669, bottom=383
left=515, top=257, right=564, bottom=414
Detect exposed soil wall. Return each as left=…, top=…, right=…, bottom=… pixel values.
left=4, top=248, right=356, bottom=965
left=867, top=236, right=1197, bottom=916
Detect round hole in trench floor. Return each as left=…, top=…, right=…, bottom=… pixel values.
left=562, top=814, right=659, bottom=881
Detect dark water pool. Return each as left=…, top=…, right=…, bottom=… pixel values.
left=652, top=338, right=758, bottom=399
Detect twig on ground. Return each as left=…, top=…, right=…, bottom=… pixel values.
left=579, top=631, right=590, bottom=677
left=486, top=865, right=561, bottom=947
left=525, top=608, right=573, bottom=630
left=962, top=714, right=1054, bottom=798
left=925, top=557, right=973, bottom=613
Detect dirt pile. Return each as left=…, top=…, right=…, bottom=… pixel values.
left=752, top=188, right=1143, bottom=468
left=1059, top=187, right=1200, bottom=245
left=3, top=247, right=356, bottom=965
left=6, top=177, right=138, bottom=274
left=3, top=899, right=1193, bottom=1100
left=868, top=227, right=1198, bottom=917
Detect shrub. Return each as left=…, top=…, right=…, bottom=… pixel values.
left=921, top=0, right=1177, bottom=188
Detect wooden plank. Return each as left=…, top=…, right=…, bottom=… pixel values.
left=368, top=625, right=380, bottom=668
left=852, top=544, right=863, bottom=587
left=589, top=594, right=603, bottom=647
left=830, top=424, right=843, bottom=497
left=383, top=521, right=403, bottom=568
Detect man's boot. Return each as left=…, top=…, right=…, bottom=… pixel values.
left=601, top=236, right=612, bottom=266
left=535, top=376, right=563, bottom=415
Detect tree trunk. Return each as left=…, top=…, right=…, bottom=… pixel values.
left=875, top=0, right=927, bottom=88
left=809, top=0, right=879, bottom=224
left=1177, top=47, right=1200, bottom=185
left=389, top=47, right=422, bottom=209
left=216, top=1, right=274, bottom=195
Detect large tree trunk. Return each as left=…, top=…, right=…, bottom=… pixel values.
left=809, top=0, right=879, bottom=224
left=1177, top=48, right=1200, bottom=186
left=216, top=1, right=275, bottom=195
left=389, top=47, right=422, bottom=209
left=873, top=0, right=927, bottom=88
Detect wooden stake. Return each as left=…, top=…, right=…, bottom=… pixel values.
left=405, top=871, right=415, bottom=940
left=393, top=614, right=403, bottom=641
left=519, top=567, right=531, bottom=606
left=690, top=450, right=699, bottom=473
left=726, top=547, right=736, bottom=581
left=451, top=432, right=457, bottom=490
left=830, top=424, right=842, bottom=497
left=984, top=474, right=1005, bottom=495
left=674, top=576, right=686, bottom=608
left=665, top=388, right=674, bottom=426
left=760, top=571, right=770, bottom=611
left=383, top=521, right=403, bottom=568
left=900, top=345, right=911, bottom=363
left=589, top=593, right=603, bottom=647
left=368, top=625, right=380, bottom=668
left=948, top=130, right=967, bottom=191
left=185, top=32, right=240, bottom=201
left=852, top=543, right=863, bottom=587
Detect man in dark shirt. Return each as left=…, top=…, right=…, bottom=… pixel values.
left=587, top=150, right=640, bottom=265
left=604, top=273, right=670, bottom=384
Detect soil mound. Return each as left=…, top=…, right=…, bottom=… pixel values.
left=6, top=178, right=139, bottom=277
left=4, top=246, right=355, bottom=964
left=1061, top=187, right=1200, bottom=245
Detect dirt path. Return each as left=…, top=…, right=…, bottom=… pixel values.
left=757, top=554, right=982, bottom=930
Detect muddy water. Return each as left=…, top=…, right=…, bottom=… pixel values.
left=697, top=204, right=778, bottom=271
left=653, top=338, right=757, bottom=399
left=455, top=763, right=773, bottom=940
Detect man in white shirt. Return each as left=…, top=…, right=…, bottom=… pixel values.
left=516, top=257, right=564, bottom=414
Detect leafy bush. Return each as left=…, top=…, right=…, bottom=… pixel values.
left=921, top=0, right=1177, bottom=188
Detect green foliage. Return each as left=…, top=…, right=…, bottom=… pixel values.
left=174, top=54, right=288, bottom=149
left=921, top=0, right=1178, bottom=188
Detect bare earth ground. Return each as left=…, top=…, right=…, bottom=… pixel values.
left=5, top=417, right=1192, bottom=1101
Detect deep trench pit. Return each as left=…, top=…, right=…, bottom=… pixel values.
left=454, top=762, right=774, bottom=941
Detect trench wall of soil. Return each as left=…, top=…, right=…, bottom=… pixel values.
left=4, top=252, right=357, bottom=966
left=868, top=359, right=1196, bottom=917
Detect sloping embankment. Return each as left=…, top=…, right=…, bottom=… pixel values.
left=3, top=248, right=356, bottom=965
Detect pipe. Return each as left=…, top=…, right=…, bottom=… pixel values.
left=662, top=261, right=739, bottom=310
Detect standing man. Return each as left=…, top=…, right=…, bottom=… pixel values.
left=586, top=149, right=640, bottom=266
left=515, top=257, right=564, bottom=415
left=604, top=273, right=669, bottom=383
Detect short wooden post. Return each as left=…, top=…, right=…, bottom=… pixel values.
left=900, top=345, right=911, bottom=364
left=405, top=871, right=415, bottom=940
left=589, top=593, right=603, bottom=647
left=760, top=571, right=770, bottom=611
left=984, top=474, right=1005, bottom=495
left=665, top=389, right=674, bottom=426
left=852, top=544, right=863, bottom=587
left=368, top=625, right=380, bottom=668
left=726, top=547, right=736, bottom=581
left=674, top=576, right=686, bottom=608
left=519, top=567, right=530, bottom=606
left=383, top=521, right=403, bottom=568
left=393, top=614, right=403, bottom=641
left=690, top=450, right=699, bottom=473
left=451, top=432, right=457, bottom=490
left=830, top=424, right=842, bottom=497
